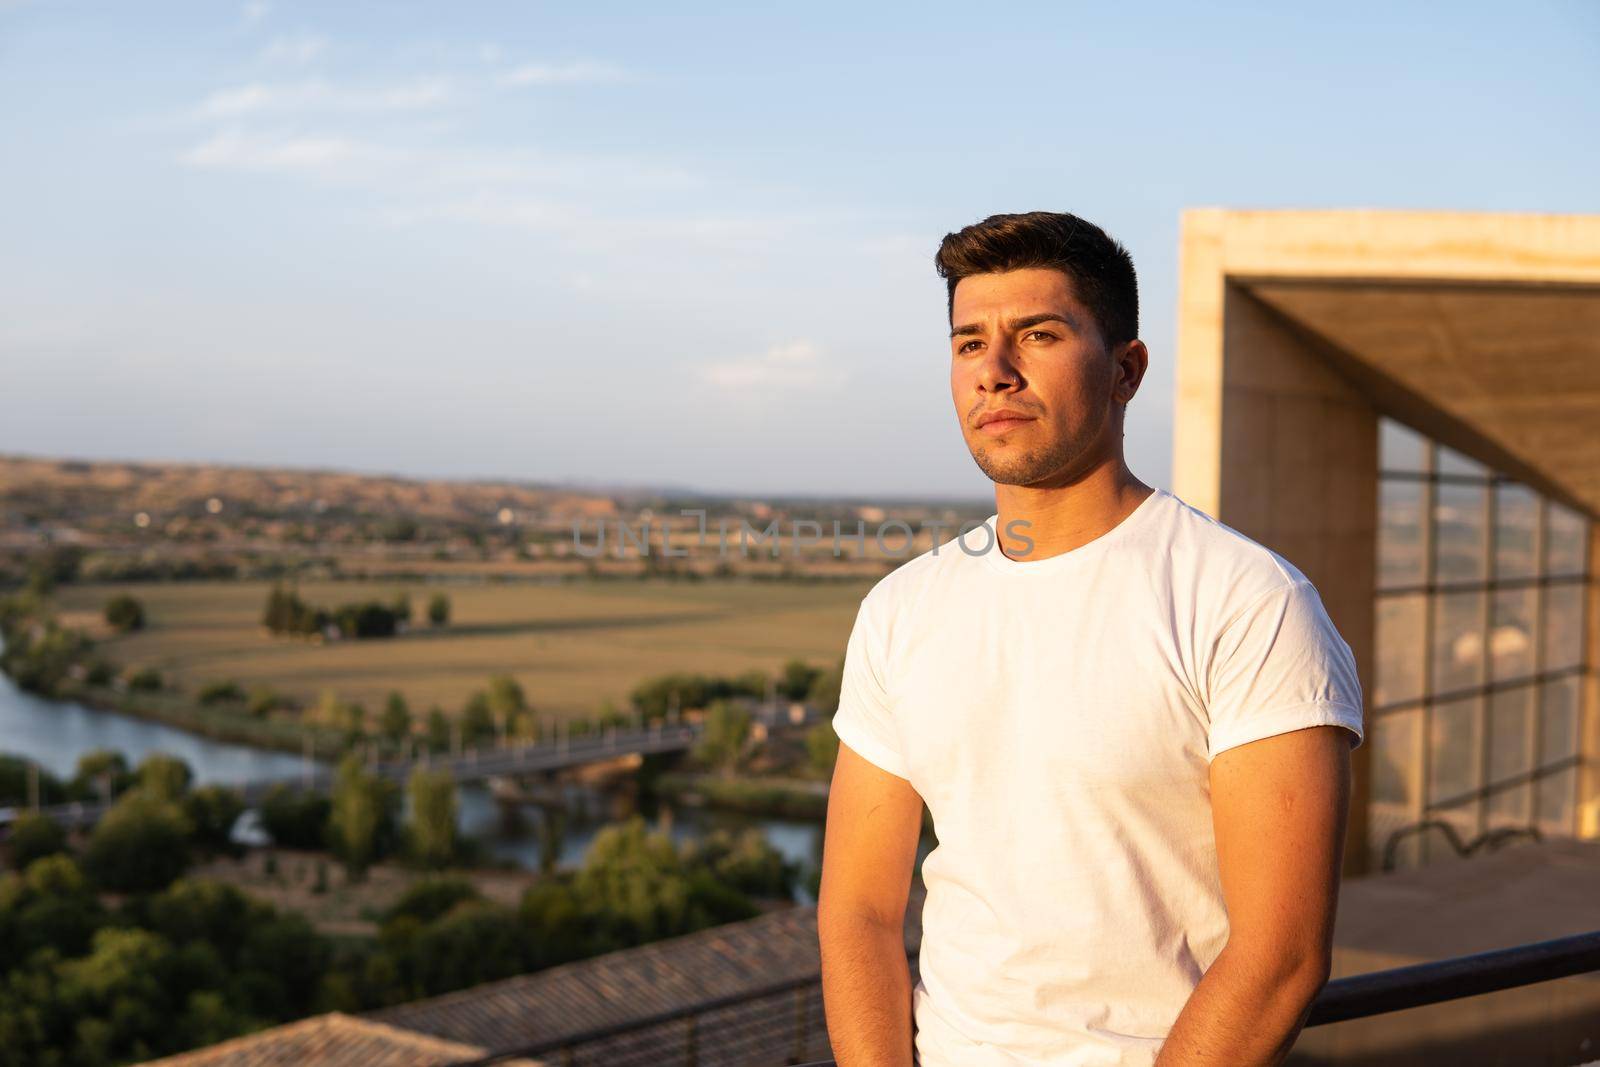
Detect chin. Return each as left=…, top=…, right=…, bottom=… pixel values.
left=970, top=440, right=1076, bottom=487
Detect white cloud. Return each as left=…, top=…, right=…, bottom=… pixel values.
left=241, top=1, right=270, bottom=27
left=194, top=77, right=452, bottom=119
left=178, top=129, right=401, bottom=178
left=497, top=60, right=630, bottom=87
left=260, top=33, right=328, bottom=65
left=697, top=342, right=846, bottom=392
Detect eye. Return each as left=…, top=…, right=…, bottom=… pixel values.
left=1024, top=329, right=1056, bottom=342
left=956, top=339, right=983, bottom=354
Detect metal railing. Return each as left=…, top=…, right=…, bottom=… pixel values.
left=440, top=929, right=1600, bottom=1067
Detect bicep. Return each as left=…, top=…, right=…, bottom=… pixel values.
left=819, top=740, right=924, bottom=931
left=1209, top=724, right=1353, bottom=966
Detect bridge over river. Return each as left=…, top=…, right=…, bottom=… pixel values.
left=1, top=706, right=822, bottom=834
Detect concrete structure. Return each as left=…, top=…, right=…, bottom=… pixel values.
left=1173, top=209, right=1600, bottom=878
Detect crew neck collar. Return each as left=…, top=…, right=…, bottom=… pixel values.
left=978, top=487, right=1168, bottom=576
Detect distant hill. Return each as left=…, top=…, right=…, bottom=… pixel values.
left=0, top=453, right=620, bottom=526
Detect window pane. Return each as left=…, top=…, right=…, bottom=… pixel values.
left=1375, top=594, right=1426, bottom=706
left=1535, top=767, right=1576, bottom=836
left=1432, top=590, right=1486, bottom=694
left=1541, top=581, right=1585, bottom=671
left=1538, top=674, right=1581, bottom=765
left=1488, top=588, right=1537, bottom=682
left=1380, top=419, right=1428, bottom=473
left=1488, top=686, right=1533, bottom=784
left=1486, top=781, right=1531, bottom=830
left=1378, top=479, right=1427, bottom=589
left=1428, top=695, right=1483, bottom=810
left=1545, top=503, right=1588, bottom=577
left=1437, top=445, right=1487, bottom=479
left=1434, top=482, right=1487, bottom=583
left=1370, top=709, right=1421, bottom=870
left=1493, top=483, right=1539, bottom=581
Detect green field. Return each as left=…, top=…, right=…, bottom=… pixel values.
left=57, top=578, right=872, bottom=720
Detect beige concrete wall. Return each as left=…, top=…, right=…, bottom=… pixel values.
left=1581, top=524, right=1600, bottom=839
left=1175, top=223, right=1380, bottom=877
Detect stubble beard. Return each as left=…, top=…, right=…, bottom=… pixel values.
left=968, top=413, right=1110, bottom=488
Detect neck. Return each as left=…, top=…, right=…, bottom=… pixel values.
left=994, top=455, right=1154, bottom=563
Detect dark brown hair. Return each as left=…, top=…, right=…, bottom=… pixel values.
left=934, top=211, right=1139, bottom=348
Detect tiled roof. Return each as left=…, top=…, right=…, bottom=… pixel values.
left=372, top=892, right=924, bottom=1056
left=137, top=1011, right=544, bottom=1067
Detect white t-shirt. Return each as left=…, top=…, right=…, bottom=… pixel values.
left=831, top=487, right=1364, bottom=1067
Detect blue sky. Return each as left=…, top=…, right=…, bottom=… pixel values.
left=3, top=1, right=1598, bottom=499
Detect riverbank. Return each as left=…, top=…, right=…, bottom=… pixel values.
left=655, top=770, right=831, bottom=820
left=49, top=675, right=342, bottom=758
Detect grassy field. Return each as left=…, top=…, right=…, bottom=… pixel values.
left=56, top=578, right=872, bottom=721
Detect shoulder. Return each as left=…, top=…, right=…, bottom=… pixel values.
left=1156, top=491, right=1315, bottom=618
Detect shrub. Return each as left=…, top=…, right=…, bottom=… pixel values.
left=126, top=666, right=164, bottom=692
left=104, top=594, right=146, bottom=633
left=83, top=790, right=193, bottom=893
left=258, top=786, right=330, bottom=850
left=199, top=679, right=246, bottom=706
left=8, top=811, right=68, bottom=868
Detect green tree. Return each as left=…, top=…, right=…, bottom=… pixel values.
left=0, top=754, right=67, bottom=807
left=182, top=786, right=246, bottom=857
left=693, top=699, right=752, bottom=775
left=0, top=854, right=106, bottom=961
left=805, top=719, right=841, bottom=776
left=198, top=679, right=245, bottom=706
left=104, top=594, right=146, bottom=633
left=8, top=812, right=67, bottom=868
left=486, top=674, right=526, bottom=738
left=83, top=790, right=193, bottom=893
left=70, top=749, right=132, bottom=801
left=326, top=753, right=396, bottom=880
left=424, top=706, right=451, bottom=751
left=383, top=877, right=480, bottom=926
left=778, top=658, right=821, bottom=701
left=426, top=592, right=451, bottom=627
left=683, top=826, right=798, bottom=899
left=380, top=691, right=412, bottom=745
left=408, top=901, right=528, bottom=997
left=315, top=690, right=366, bottom=741
left=136, top=753, right=194, bottom=801
left=460, top=692, right=495, bottom=745
left=258, top=786, right=330, bottom=850
left=126, top=665, right=164, bottom=691
left=574, top=817, right=756, bottom=950
left=405, top=768, right=457, bottom=869
left=807, top=655, right=845, bottom=714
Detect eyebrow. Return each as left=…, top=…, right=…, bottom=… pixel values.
left=949, top=312, right=1080, bottom=339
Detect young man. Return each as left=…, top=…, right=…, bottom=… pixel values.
left=817, top=211, right=1364, bottom=1067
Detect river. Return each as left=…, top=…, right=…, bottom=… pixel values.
left=0, top=665, right=827, bottom=901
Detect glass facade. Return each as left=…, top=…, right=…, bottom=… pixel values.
left=1370, top=418, right=1591, bottom=871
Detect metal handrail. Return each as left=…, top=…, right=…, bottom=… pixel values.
left=790, top=929, right=1600, bottom=1067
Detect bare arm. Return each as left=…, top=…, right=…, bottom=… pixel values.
left=818, top=740, right=925, bottom=1067
left=1154, top=724, right=1353, bottom=1066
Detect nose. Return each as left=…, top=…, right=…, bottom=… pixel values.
left=975, top=334, right=1023, bottom=395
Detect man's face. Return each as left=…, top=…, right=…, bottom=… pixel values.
left=949, top=267, right=1135, bottom=488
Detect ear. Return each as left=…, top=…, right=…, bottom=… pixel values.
left=1113, top=339, right=1149, bottom=404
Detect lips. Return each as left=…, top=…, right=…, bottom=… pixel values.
left=974, top=409, right=1037, bottom=436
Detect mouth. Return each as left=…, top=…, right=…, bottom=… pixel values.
left=974, top=410, right=1038, bottom=437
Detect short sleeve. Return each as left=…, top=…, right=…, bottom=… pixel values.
left=831, top=592, right=910, bottom=780
left=1205, top=579, right=1365, bottom=761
